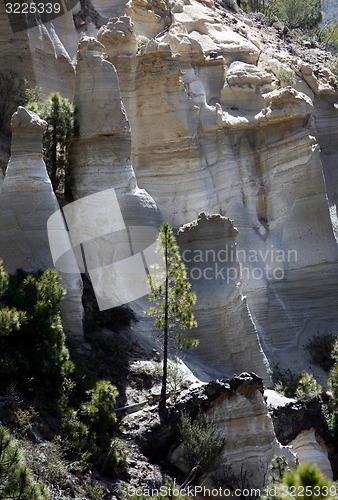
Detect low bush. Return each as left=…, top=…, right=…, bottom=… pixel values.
left=266, top=0, right=322, bottom=31
left=62, top=380, right=125, bottom=477
left=273, top=368, right=321, bottom=399
left=329, top=56, right=338, bottom=78
left=0, top=262, right=74, bottom=405
left=178, top=410, right=225, bottom=480
left=326, top=363, right=338, bottom=438
left=306, top=333, right=337, bottom=372
left=0, top=425, right=49, bottom=499
left=279, top=462, right=334, bottom=499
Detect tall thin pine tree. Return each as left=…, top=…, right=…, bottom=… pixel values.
left=145, top=223, right=198, bottom=412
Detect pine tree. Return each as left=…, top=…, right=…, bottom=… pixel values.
left=0, top=261, right=73, bottom=403
left=0, top=426, right=49, bottom=499
left=279, top=463, right=334, bottom=500
left=145, top=223, right=198, bottom=412
left=28, top=92, right=74, bottom=196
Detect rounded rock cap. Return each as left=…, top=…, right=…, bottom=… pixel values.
left=11, top=107, right=47, bottom=130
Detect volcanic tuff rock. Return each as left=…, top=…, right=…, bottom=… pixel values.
left=71, top=36, right=162, bottom=308
left=177, top=212, right=270, bottom=383
left=137, top=374, right=294, bottom=489
left=93, top=0, right=338, bottom=384
left=3, top=0, right=335, bottom=381
left=0, top=107, right=83, bottom=339
left=290, top=429, right=332, bottom=480
left=2, top=0, right=338, bottom=480
left=270, top=396, right=337, bottom=478
left=0, top=2, right=77, bottom=99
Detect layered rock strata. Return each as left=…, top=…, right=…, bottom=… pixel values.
left=138, top=374, right=294, bottom=490
left=0, top=3, right=76, bottom=100
left=177, top=212, right=270, bottom=384
left=70, top=37, right=162, bottom=310
left=95, top=0, right=338, bottom=381
left=270, top=396, right=335, bottom=478
left=0, top=107, right=83, bottom=340
left=290, top=429, right=332, bottom=479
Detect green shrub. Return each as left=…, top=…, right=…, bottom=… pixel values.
left=273, top=367, right=299, bottom=396
left=61, top=408, right=91, bottom=458
left=272, top=65, right=296, bottom=87
left=306, top=333, right=337, bottom=372
left=279, top=463, right=334, bottom=499
left=82, top=380, right=125, bottom=473
left=329, top=56, right=338, bottom=78
left=317, top=22, right=338, bottom=51
left=326, top=363, right=338, bottom=438
left=15, top=406, right=38, bottom=437
left=260, top=456, right=290, bottom=499
left=0, top=262, right=73, bottom=404
left=178, top=410, right=225, bottom=480
left=266, top=0, right=322, bottom=30
left=167, top=358, right=188, bottom=402
left=0, top=426, right=49, bottom=499
left=81, top=379, right=118, bottom=440
left=295, top=372, right=322, bottom=399
left=273, top=368, right=321, bottom=399
left=62, top=380, right=124, bottom=476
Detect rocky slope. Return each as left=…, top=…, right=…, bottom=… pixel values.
left=0, top=0, right=338, bottom=488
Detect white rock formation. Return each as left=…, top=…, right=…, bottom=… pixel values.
left=170, top=376, right=294, bottom=490
left=0, top=107, right=83, bottom=340
left=177, top=213, right=270, bottom=384
left=290, top=429, right=333, bottom=479
left=70, top=37, right=162, bottom=309
left=96, top=0, right=338, bottom=383
left=0, top=2, right=77, bottom=99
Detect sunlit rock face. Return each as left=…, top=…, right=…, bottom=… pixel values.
left=0, top=107, right=83, bottom=340
left=3, top=0, right=338, bottom=382
left=177, top=213, right=270, bottom=384
left=313, top=79, right=338, bottom=244
left=290, top=429, right=333, bottom=480
left=70, top=36, right=162, bottom=310
left=169, top=375, right=294, bottom=490
left=270, top=396, right=334, bottom=479
left=96, top=0, right=338, bottom=382
left=0, top=3, right=76, bottom=100
left=71, top=36, right=160, bottom=224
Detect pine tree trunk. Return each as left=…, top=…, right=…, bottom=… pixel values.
left=51, top=114, right=57, bottom=191
left=159, top=229, right=169, bottom=412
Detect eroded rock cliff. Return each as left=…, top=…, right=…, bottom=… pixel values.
left=1, top=0, right=338, bottom=484
left=91, top=0, right=338, bottom=385
left=0, top=107, right=83, bottom=339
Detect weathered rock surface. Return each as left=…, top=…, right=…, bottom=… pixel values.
left=177, top=212, right=270, bottom=384
left=1, top=0, right=338, bottom=482
left=0, top=3, right=77, bottom=100
left=0, top=107, right=83, bottom=340
left=290, top=429, right=333, bottom=479
left=138, top=374, right=294, bottom=490
left=95, top=0, right=338, bottom=384
left=70, top=36, right=162, bottom=309
left=269, top=396, right=335, bottom=478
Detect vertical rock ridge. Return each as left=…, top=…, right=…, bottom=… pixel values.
left=0, top=107, right=84, bottom=340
